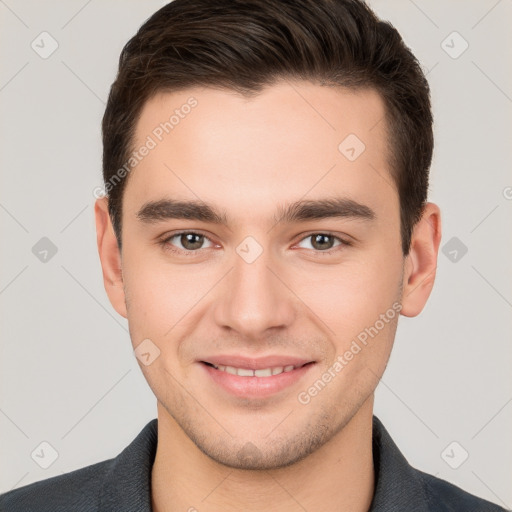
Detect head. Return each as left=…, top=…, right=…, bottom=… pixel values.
left=96, top=0, right=441, bottom=470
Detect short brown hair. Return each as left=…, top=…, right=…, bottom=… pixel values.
left=102, top=0, right=433, bottom=255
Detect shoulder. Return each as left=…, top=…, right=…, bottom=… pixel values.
left=370, top=415, right=507, bottom=512
left=0, top=458, right=114, bottom=512
left=0, top=419, right=157, bottom=512
left=415, top=467, right=508, bottom=512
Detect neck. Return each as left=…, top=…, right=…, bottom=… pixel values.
left=151, top=398, right=375, bottom=512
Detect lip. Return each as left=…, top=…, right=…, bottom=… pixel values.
left=198, top=355, right=316, bottom=399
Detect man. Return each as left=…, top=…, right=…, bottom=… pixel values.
left=0, top=0, right=506, bottom=510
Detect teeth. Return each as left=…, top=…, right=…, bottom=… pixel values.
left=210, top=363, right=299, bottom=377
left=237, top=368, right=254, bottom=377
left=255, top=368, right=272, bottom=377
left=225, top=365, right=237, bottom=375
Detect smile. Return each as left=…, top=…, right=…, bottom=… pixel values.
left=203, top=361, right=303, bottom=377
left=199, top=356, right=316, bottom=398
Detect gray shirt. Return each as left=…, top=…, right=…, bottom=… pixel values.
left=0, top=416, right=506, bottom=511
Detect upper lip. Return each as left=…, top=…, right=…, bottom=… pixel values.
left=200, top=355, right=314, bottom=370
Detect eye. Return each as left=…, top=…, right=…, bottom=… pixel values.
left=296, top=233, right=351, bottom=253
left=160, top=231, right=215, bottom=254
left=159, top=231, right=352, bottom=256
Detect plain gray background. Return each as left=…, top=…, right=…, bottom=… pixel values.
left=1, top=0, right=511, bottom=507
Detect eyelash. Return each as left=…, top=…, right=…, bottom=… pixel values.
left=158, top=230, right=353, bottom=257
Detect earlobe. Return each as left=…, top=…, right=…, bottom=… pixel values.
left=94, top=197, right=127, bottom=318
left=400, top=202, right=442, bottom=317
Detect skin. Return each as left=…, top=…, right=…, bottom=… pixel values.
left=95, top=80, right=441, bottom=512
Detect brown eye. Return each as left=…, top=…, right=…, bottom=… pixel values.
left=310, top=234, right=336, bottom=250
left=179, top=233, right=205, bottom=250
left=296, top=233, right=350, bottom=254
left=162, top=231, right=215, bottom=253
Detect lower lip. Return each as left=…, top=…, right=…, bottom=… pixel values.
left=200, top=362, right=315, bottom=399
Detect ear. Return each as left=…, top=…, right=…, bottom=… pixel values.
left=94, top=197, right=127, bottom=318
left=401, top=202, right=442, bottom=317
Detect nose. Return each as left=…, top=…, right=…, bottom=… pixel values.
left=213, top=246, right=296, bottom=339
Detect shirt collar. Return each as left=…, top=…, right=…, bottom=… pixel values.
left=98, top=415, right=429, bottom=511
left=98, top=418, right=157, bottom=511
left=369, top=415, right=430, bottom=511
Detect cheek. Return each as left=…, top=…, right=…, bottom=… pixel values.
left=290, top=247, right=403, bottom=360
left=121, top=246, right=216, bottom=342
left=297, top=255, right=402, bottom=321
left=121, top=248, right=175, bottom=340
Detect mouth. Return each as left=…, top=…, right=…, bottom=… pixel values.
left=198, top=358, right=316, bottom=399
left=201, top=361, right=314, bottom=377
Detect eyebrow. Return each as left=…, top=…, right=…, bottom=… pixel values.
left=136, top=197, right=376, bottom=226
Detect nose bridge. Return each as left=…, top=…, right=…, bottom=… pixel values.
left=213, top=239, right=295, bottom=336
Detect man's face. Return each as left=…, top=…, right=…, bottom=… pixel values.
left=109, top=81, right=406, bottom=469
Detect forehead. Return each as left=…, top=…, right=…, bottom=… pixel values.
left=123, top=81, right=396, bottom=226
